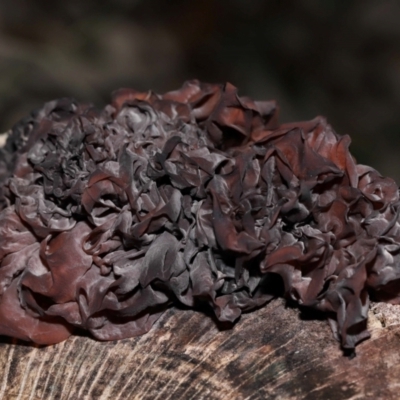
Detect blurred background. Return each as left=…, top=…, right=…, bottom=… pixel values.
left=0, top=0, right=400, bottom=181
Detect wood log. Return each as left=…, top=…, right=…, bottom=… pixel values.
left=0, top=298, right=399, bottom=400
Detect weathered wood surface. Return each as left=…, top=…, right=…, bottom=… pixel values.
left=0, top=299, right=399, bottom=400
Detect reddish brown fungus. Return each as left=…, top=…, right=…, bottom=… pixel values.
left=0, top=80, right=399, bottom=351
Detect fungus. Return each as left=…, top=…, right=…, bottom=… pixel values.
left=0, top=80, right=399, bottom=351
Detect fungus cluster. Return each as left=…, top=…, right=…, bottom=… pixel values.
left=0, top=80, right=399, bottom=350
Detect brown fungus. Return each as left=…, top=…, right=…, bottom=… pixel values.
left=0, top=80, right=399, bottom=351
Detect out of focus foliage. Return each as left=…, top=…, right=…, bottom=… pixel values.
left=0, top=0, right=400, bottom=180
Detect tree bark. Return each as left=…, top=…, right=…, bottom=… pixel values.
left=0, top=298, right=399, bottom=399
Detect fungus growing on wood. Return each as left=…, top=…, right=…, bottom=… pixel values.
left=0, top=80, right=398, bottom=351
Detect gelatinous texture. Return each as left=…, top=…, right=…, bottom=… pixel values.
left=0, top=80, right=399, bottom=349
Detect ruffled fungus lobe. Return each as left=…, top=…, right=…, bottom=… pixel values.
left=0, top=80, right=399, bottom=350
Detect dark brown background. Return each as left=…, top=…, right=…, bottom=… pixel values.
left=1, top=0, right=400, bottom=181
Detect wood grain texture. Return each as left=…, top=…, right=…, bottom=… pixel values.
left=0, top=298, right=399, bottom=400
